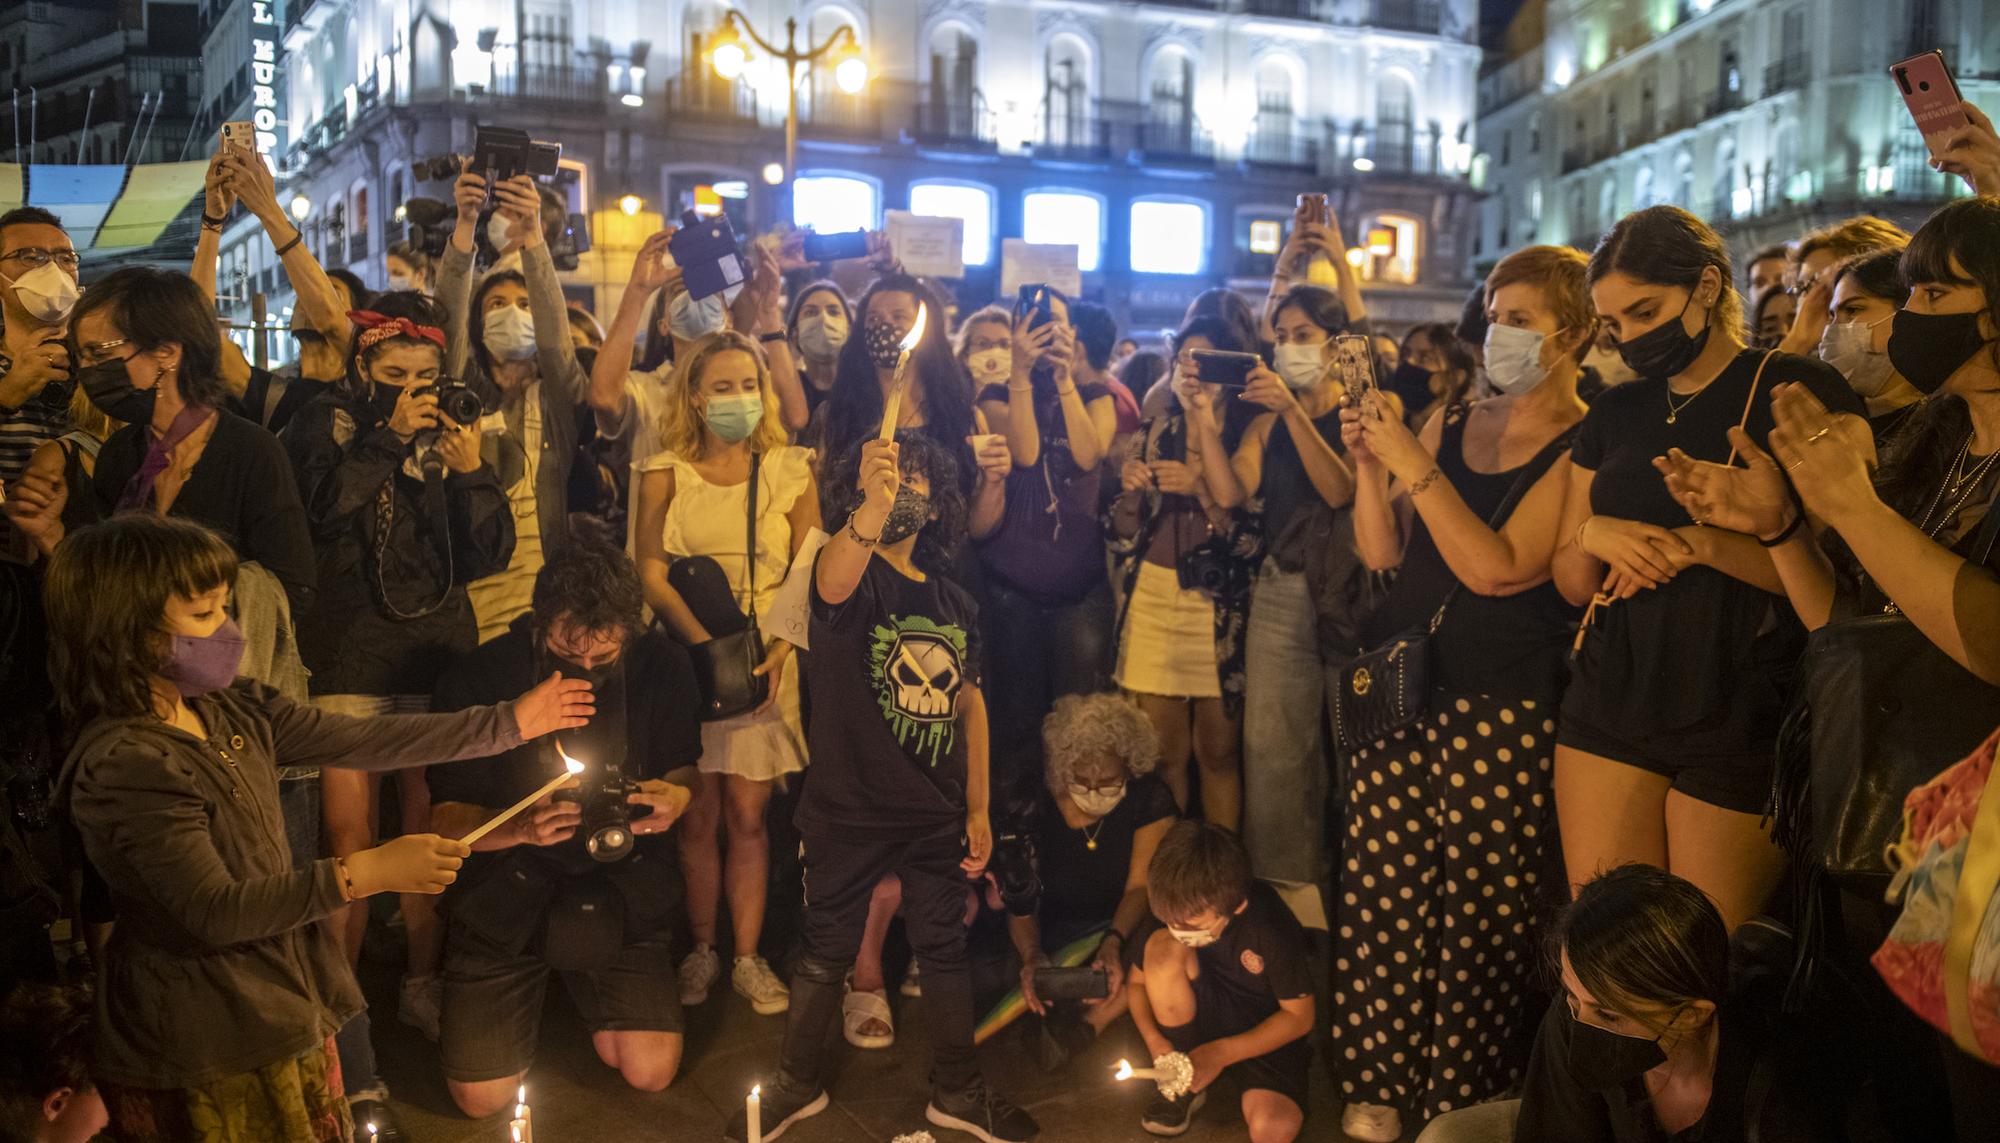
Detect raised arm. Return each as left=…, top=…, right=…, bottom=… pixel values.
left=1173, top=364, right=1247, bottom=509
left=224, top=149, right=351, bottom=357
left=592, top=229, right=677, bottom=424
left=439, top=164, right=487, bottom=378
left=736, top=242, right=810, bottom=431
left=995, top=315, right=1053, bottom=468
left=193, top=154, right=255, bottom=400
left=498, top=177, right=588, bottom=404
left=1238, top=363, right=1353, bottom=508
left=815, top=438, right=897, bottom=605
left=967, top=407, right=1009, bottom=540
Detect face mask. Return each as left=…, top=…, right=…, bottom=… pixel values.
left=1168, top=924, right=1220, bottom=949
left=3, top=263, right=80, bottom=323
left=703, top=392, right=764, bottom=443
left=1068, top=782, right=1127, bottom=818
left=482, top=305, right=537, bottom=361
left=1389, top=360, right=1433, bottom=394
left=1818, top=317, right=1897, bottom=398
left=1888, top=308, right=1990, bottom=395
left=1563, top=1011, right=1669, bottom=1091
left=79, top=357, right=158, bottom=424
left=864, top=318, right=909, bottom=370
left=387, top=270, right=416, bottom=292
left=366, top=377, right=406, bottom=425
left=796, top=312, right=848, bottom=362
left=669, top=291, right=728, bottom=341
left=1274, top=343, right=1328, bottom=390
left=877, top=486, right=930, bottom=545
left=1616, top=288, right=1711, bottom=379
left=161, top=617, right=245, bottom=698
left=1484, top=323, right=1557, bottom=396
left=966, top=348, right=1011, bottom=385
left=486, top=213, right=513, bottom=249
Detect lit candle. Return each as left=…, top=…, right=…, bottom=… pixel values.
left=510, top=1122, right=526, bottom=1143
left=461, top=749, right=586, bottom=846
left=1113, top=1058, right=1159, bottom=1082
left=512, top=1081, right=533, bottom=1143
left=365, top=1124, right=377, bottom=1141
left=877, top=304, right=929, bottom=441
left=747, top=1083, right=762, bottom=1143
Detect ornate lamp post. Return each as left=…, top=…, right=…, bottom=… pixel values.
left=708, top=10, right=867, bottom=217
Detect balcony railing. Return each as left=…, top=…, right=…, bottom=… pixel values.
left=476, top=64, right=604, bottom=107
left=1764, top=54, right=1809, bottom=97
left=1356, top=125, right=1438, bottom=175
left=1036, top=109, right=1113, bottom=162
left=1707, top=85, right=1745, bottom=118
left=662, top=73, right=760, bottom=125
left=1244, top=124, right=1319, bottom=170
left=909, top=96, right=996, bottom=151
left=345, top=230, right=370, bottom=267
left=1369, top=0, right=1443, bottom=35
left=1136, top=118, right=1215, bottom=164
left=797, top=89, right=878, bottom=137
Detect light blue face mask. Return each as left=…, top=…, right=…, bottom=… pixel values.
left=702, top=392, right=764, bottom=443
left=669, top=290, right=728, bottom=341
left=1482, top=321, right=1557, bottom=396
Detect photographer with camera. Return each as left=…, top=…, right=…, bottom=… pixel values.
left=437, top=160, right=592, bottom=641
left=1006, top=693, right=1177, bottom=1067
left=428, top=543, right=700, bottom=1116
left=283, top=292, right=514, bottom=1105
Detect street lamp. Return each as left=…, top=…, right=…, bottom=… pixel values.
left=707, top=9, right=867, bottom=217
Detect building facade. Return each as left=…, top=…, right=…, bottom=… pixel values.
left=1473, top=0, right=1996, bottom=275
left=0, top=0, right=203, bottom=168
left=265, top=0, right=1485, bottom=342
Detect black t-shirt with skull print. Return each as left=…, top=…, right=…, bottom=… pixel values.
left=798, top=552, right=984, bottom=840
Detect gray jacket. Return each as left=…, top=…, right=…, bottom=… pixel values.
left=59, top=682, right=521, bottom=1088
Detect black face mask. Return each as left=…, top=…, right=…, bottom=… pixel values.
left=1564, top=1013, right=1669, bottom=1091
left=864, top=319, right=908, bottom=370
left=877, top=487, right=931, bottom=545
left=1389, top=361, right=1433, bottom=395
left=78, top=358, right=157, bottom=425
left=1887, top=308, right=1990, bottom=395
left=1616, top=290, right=1711, bottom=379
left=367, top=377, right=405, bottom=425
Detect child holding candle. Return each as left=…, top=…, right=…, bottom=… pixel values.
left=44, top=515, right=592, bottom=1143
left=1127, top=822, right=1314, bottom=1142
left=726, top=436, right=1038, bottom=1143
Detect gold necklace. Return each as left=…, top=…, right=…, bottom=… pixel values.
left=1664, top=381, right=1710, bottom=424
left=1082, top=817, right=1107, bottom=851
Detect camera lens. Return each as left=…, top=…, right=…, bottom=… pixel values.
left=587, top=823, right=633, bottom=862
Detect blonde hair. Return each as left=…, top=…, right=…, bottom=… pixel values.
left=1794, top=215, right=1910, bottom=268
left=954, top=304, right=1012, bottom=363
left=1042, top=692, right=1161, bottom=790
left=651, top=330, right=791, bottom=458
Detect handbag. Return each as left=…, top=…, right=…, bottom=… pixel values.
left=1332, top=423, right=1573, bottom=755
left=685, top=453, right=770, bottom=721
left=1772, top=483, right=2000, bottom=886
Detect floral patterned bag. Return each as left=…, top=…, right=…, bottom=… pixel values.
left=1873, top=724, right=2000, bottom=1064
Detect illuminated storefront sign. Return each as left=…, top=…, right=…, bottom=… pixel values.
left=250, top=1, right=279, bottom=153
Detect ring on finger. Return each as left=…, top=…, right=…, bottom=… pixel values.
left=1807, top=427, right=1831, bottom=444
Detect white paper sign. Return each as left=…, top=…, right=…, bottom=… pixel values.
left=759, top=526, right=831, bottom=650
left=1001, top=238, right=1082, bottom=298
left=885, top=210, right=965, bottom=279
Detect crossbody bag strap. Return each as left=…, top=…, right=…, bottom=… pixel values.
left=1971, top=483, right=2000, bottom=568
left=1424, top=423, right=1580, bottom=635
left=745, top=451, right=762, bottom=627
left=1723, top=350, right=1777, bottom=469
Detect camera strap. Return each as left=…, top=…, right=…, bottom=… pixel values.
left=372, top=457, right=457, bottom=621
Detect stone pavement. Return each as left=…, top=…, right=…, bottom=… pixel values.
left=365, top=959, right=1349, bottom=1143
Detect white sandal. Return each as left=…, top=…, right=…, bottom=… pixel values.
left=842, top=986, right=895, bottom=1049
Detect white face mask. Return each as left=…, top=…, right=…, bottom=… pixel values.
left=967, top=348, right=1011, bottom=385
left=4, top=262, right=80, bottom=323
left=1483, top=322, right=1556, bottom=396
left=486, top=213, right=513, bottom=250
left=387, top=270, right=415, bottom=293
left=1068, top=781, right=1127, bottom=819
left=1818, top=316, right=1897, bottom=398
left=1168, top=923, right=1220, bottom=949
left=669, top=290, right=728, bottom=341
left=796, top=311, right=848, bottom=361
left=482, top=305, right=537, bottom=361
left=1273, top=343, right=1328, bottom=390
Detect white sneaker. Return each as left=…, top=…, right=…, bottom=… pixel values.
left=899, top=961, right=923, bottom=998
left=1341, top=1102, right=1402, bottom=1143
left=732, top=955, right=791, bottom=1014
left=679, top=944, right=720, bottom=1006
left=397, top=974, right=441, bottom=1042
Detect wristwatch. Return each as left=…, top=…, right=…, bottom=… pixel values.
left=757, top=331, right=787, bottom=344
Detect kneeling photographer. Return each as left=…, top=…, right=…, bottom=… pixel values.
left=428, top=545, right=702, bottom=1116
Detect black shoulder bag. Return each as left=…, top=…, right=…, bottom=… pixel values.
left=1333, top=426, right=1573, bottom=755
left=686, top=453, right=771, bottom=721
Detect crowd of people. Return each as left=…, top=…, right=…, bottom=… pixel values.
left=3, top=107, right=2000, bottom=1143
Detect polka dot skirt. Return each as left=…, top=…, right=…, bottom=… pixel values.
left=1331, top=694, right=1561, bottom=1122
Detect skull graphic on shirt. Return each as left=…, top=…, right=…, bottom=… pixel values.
left=867, top=614, right=970, bottom=766
left=889, top=633, right=960, bottom=719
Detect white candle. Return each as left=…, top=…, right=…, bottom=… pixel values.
left=510, top=1121, right=526, bottom=1143
left=877, top=304, right=929, bottom=441
left=513, top=1082, right=533, bottom=1143
left=461, top=750, right=585, bottom=846
left=747, top=1083, right=762, bottom=1143
left=1114, top=1058, right=1160, bottom=1081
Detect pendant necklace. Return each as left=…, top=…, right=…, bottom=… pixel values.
left=1083, top=818, right=1107, bottom=851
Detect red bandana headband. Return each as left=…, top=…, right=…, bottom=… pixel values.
left=348, top=309, right=446, bottom=353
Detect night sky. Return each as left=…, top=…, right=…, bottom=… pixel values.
left=1481, top=0, right=1530, bottom=50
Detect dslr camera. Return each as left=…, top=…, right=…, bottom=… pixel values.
left=1176, top=536, right=1246, bottom=597
left=472, top=125, right=562, bottom=186
left=418, top=379, right=484, bottom=426
left=556, top=758, right=652, bottom=863
left=989, top=831, right=1041, bottom=915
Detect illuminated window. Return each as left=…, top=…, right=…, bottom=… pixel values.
left=1129, top=199, right=1207, bottom=275
left=1022, top=190, right=1102, bottom=272
left=793, top=173, right=879, bottom=234
left=1355, top=211, right=1420, bottom=284
left=909, top=182, right=994, bottom=265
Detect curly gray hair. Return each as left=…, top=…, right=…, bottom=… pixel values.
left=1041, top=693, right=1161, bottom=788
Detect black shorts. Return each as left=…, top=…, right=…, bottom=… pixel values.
left=1556, top=709, right=1774, bottom=815
left=1189, top=970, right=1310, bottom=1113
left=439, top=923, right=682, bottom=1084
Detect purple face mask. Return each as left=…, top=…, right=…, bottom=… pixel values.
left=161, top=617, right=245, bottom=698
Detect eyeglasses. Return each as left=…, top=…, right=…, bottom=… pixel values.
left=0, top=247, right=82, bottom=270
left=76, top=338, right=134, bottom=367
left=1067, top=778, right=1129, bottom=797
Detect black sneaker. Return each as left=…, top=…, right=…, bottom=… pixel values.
left=1141, top=1089, right=1207, bottom=1137
left=348, top=1098, right=406, bottom=1142
left=926, top=1083, right=1040, bottom=1143
left=723, top=1082, right=828, bottom=1142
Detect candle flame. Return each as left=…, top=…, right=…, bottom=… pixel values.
left=518, top=1083, right=527, bottom=1104
left=1114, top=1059, right=1134, bottom=1080
left=557, top=743, right=585, bottom=775
left=751, top=1083, right=761, bottom=1098
left=366, top=1124, right=377, bottom=1139
left=898, top=304, right=928, bottom=352
left=512, top=1125, right=523, bottom=1143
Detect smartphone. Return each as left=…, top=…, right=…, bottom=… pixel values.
left=220, top=121, right=255, bottom=153
left=1295, top=192, right=1328, bottom=223
left=1192, top=349, right=1261, bottom=388
left=1032, top=965, right=1109, bottom=1002
left=802, top=229, right=871, bottom=263
left=1892, top=50, right=1970, bottom=159
left=1016, top=283, right=1055, bottom=330
left=1333, top=334, right=1376, bottom=400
